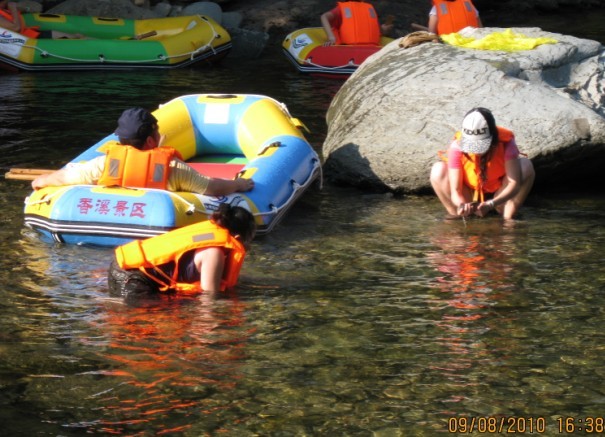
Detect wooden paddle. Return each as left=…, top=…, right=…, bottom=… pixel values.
left=132, top=30, right=157, bottom=40
left=4, top=168, right=54, bottom=181
left=411, top=23, right=429, bottom=32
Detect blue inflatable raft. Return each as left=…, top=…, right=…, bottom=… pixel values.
left=23, top=94, right=322, bottom=246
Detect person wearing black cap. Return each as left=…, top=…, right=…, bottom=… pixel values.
left=430, top=107, right=534, bottom=220
left=32, top=107, right=254, bottom=195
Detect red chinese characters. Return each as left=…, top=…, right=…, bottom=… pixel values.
left=76, top=198, right=147, bottom=218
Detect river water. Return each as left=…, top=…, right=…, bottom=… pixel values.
left=1, top=16, right=604, bottom=436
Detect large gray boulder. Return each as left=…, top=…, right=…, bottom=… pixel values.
left=323, top=27, right=605, bottom=193
left=48, top=0, right=158, bottom=19
left=182, top=1, right=222, bottom=23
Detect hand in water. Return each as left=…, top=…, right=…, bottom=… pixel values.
left=457, top=202, right=478, bottom=217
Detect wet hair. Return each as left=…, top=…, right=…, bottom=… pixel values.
left=212, top=204, right=257, bottom=245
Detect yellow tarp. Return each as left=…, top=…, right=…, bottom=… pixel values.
left=441, top=28, right=558, bottom=52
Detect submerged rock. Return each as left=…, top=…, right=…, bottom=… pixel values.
left=322, top=27, right=605, bottom=193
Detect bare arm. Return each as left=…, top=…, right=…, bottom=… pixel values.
left=428, top=14, right=438, bottom=34
left=168, top=159, right=253, bottom=195
left=474, top=158, right=522, bottom=217
left=321, top=10, right=337, bottom=46
left=204, top=177, right=254, bottom=196
left=448, top=168, right=468, bottom=213
left=411, top=23, right=429, bottom=31
left=31, top=158, right=103, bottom=190
left=380, top=14, right=395, bottom=36
left=194, top=247, right=225, bottom=294
left=31, top=169, right=72, bottom=190
left=494, top=158, right=522, bottom=203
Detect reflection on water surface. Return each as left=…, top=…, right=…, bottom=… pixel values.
left=1, top=18, right=605, bottom=434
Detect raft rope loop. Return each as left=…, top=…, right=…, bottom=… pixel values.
left=8, top=16, right=224, bottom=65
left=304, top=57, right=360, bottom=70
left=24, top=185, right=75, bottom=206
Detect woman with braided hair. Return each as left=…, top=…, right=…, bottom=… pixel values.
left=430, top=108, right=535, bottom=220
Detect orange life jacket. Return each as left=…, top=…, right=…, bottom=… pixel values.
left=115, top=220, right=247, bottom=294
left=98, top=144, right=181, bottom=189
left=334, top=1, right=381, bottom=45
left=0, top=8, right=40, bottom=38
left=432, top=0, right=480, bottom=35
left=458, top=127, right=514, bottom=201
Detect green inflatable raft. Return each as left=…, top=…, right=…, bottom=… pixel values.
left=0, top=13, right=231, bottom=71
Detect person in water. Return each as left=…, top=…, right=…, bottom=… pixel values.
left=0, top=0, right=86, bottom=39
left=412, top=0, right=481, bottom=35
left=320, top=0, right=394, bottom=46
left=430, top=107, right=535, bottom=220
left=109, top=203, right=257, bottom=298
left=31, top=107, right=254, bottom=196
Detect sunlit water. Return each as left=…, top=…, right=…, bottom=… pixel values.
left=1, top=15, right=604, bottom=436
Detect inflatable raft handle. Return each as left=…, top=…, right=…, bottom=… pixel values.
left=235, top=169, right=254, bottom=180
left=132, top=30, right=157, bottom=40
left=258, top=141, right=282, bottom=156
left=206, top=94, right=238, bottom=100
left=291, top=117, right=310, bottom=133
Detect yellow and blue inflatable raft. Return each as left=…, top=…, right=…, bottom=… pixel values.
left=24, top=94, right=322, bottom=246
left=0, top=13, right=231, bottom=71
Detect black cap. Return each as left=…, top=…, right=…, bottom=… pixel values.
left=115, top=107, right=157, bottom=141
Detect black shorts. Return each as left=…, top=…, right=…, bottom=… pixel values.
left=176, top=251, right=199, bottom=283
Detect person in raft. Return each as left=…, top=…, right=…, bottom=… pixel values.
left=0, top=0, right=85, bottom=39
left=411, top=0, right=481, bottom=35
left=320, top=1, right=394, bottom=47
left=31, top=107, right=254, bottom=196
left=109, top=203, right=257, bottom=298
left=430, top=107, right=535, bottom=220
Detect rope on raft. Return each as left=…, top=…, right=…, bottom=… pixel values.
left=3, top=18, right=224, bottom=64
left=24, top=185, right=81, bottom=206
left=303, top=58, right=360, bottom=70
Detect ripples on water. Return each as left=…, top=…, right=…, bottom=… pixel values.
left=3, top=184, right=603, bottom=435
left=1, top=26, right=605, bottom=435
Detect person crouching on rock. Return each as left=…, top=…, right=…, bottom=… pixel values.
left=430, top=107, right=535, bottom=220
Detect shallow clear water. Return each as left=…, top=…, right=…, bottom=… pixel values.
left=1, top=15, right=604, bottom=436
